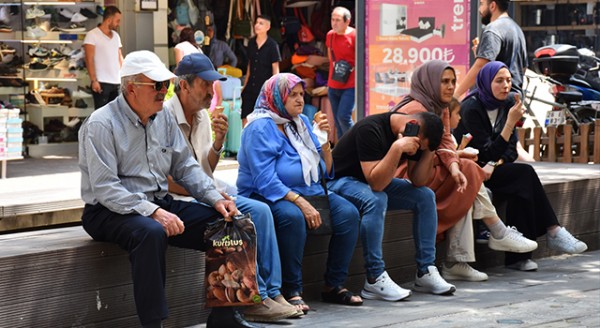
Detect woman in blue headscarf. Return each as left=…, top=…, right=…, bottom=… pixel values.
left=454, top=61, right=587, bottom=271
left=236, top=73, right=362, bottom=314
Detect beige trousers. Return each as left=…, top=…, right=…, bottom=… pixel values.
left=446, top=183, right=498, bottom=262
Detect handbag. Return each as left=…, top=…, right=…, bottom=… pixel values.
left=204, top=213, right=260, bottom=307
left=329, top=33, right=353, bottom=83
left=296, top=8, right=314, bottom=43
left=232, top=0, right=252, bottom=39
left=303, top=165, right=332, bottom=235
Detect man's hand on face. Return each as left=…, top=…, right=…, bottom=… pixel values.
left=151, top=208, right=185, bottom=237
left=394, top=133, right=420, bottom=155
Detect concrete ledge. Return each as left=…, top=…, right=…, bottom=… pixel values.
left=0, top=162, right=598, bottom=326
left=0, top=227, right=208, bottom=328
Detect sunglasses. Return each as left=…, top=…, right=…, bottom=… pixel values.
left=131, top=80, right=170, bottom=91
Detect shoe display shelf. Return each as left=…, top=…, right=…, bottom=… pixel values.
left=513, top=0, right=600, bottom=63
left=0, top=108, right=23, bottom=179
left=0, top=0, right=102, bottom=157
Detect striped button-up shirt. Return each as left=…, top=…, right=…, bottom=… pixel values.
left=79, top=94, right=222, bottom=217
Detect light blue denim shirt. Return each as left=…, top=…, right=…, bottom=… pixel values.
left=79, top=94, right=222, bottom=216
left=236, top=115, right=332, bottom=202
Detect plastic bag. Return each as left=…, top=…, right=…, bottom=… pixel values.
left=204, top=213, right=260, bottom=307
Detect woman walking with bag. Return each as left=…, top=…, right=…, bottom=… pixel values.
left=236, top=73, right=362, bottom=314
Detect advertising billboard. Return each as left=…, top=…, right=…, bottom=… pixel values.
left=365, top=0, right=471, bottom=115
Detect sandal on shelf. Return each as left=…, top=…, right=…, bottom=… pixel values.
left=321, top=286, right=363, bottom=306
left=286, top=296, right=310, bottom=314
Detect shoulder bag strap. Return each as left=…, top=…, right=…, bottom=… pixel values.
left=329, top=33, right=336, bottom=63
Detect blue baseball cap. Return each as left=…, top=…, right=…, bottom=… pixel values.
left=175, top=53, right=227, bottom=82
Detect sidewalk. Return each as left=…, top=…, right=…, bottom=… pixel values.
left=191, top=251, right=600, bottom=328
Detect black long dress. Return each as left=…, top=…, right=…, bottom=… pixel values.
left=454, top=93, right=559, bottom=266
left=241, top=36, right=281, bottom=119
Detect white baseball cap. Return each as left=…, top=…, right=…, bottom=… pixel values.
left=120, top=50, right=176, bottom=81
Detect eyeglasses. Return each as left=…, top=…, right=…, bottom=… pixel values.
left=131, top=80, right=170, bottom=91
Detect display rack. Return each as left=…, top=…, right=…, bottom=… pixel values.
left=513, top=0, right=599, bottom=64
left=0, top=0, right=100, bottom=157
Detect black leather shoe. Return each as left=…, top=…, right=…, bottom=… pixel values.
left=206, top=307, right=263, bottom=328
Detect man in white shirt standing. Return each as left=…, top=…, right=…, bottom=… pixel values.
left=83, top=6, right=123, bottom=109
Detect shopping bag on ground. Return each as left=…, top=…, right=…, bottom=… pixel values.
left=204, top=213, right=260, bottom=307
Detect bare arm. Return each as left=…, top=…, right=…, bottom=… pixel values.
left=360, top=137, right=420, bottom=191
left=455, top=58, right=489, bottom=100
left=213, top=81, right=223, bottom=107
left=174, top=48, right=185, bottom=66
left=406, top=150, right=435, bottom=186
left=500, top=94, right=524, bottom=142
left=83, top=44, right=101, bottom=93
left=271, top=62, right=280, bottom=75
left=207, top=113, right=228, bottom=171
left=118, top=47, right=123, bottom=67
left=243, top=64, right=250, bottom=91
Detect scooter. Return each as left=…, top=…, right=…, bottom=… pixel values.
left=524, top=44, right=600, bottom=131
left=533, top=44, right=600, bottom=101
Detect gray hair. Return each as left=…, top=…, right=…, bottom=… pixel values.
left=173, top=74, right=198, bottom=93
left=333, top=6, right=351, bottom=23
left=120, top=75, right=139, bottom=95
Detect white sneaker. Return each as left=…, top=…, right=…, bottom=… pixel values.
left=54, top=58, right=69, bottom=70
left=58, top=45, right=73, bottom=57
left=507, top=259, right=538, bottom=271
left=0, top=6, right=9, bottom=24
left=414, top=266, right=456, bottom=295
left=442, top=262, right=488, bottom=282
left=59, top=8, right=74, bottom=19
left=547, top=227, right=588, bottom=254
left=361, top=271, right=411, bottom=301
left=26, top=7, right=45, bottom=20
left=26, top=26, right=47, bottom=39
left=489, top=226, right=538, bottom=253
left=70, top=12, right=88, bottom=23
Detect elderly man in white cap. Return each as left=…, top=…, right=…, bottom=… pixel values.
left=78, top=50, right=247, bottom=328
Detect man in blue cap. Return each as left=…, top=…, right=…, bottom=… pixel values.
left=165, top=53, right=299, bottom=325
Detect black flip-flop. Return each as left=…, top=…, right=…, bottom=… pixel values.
left=321, top=286, right=363, bottom=306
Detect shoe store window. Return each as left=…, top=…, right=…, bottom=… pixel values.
left=0, top=1, right=102, bottom=158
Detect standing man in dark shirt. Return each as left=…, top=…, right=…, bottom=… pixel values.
left=241, top=15, right=281, bottom=127
left=455, top=0, right=527, bottom=98
left=329, top=111, right=456, bottom=301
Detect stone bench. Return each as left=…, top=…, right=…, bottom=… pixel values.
left=0, top=162, right=598, bottom=327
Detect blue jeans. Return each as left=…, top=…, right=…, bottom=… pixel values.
left=235, top=195, right=282, bottom=300
left=327, top=177, right=437, bottom=278
left=328, top=87, right=355, bottom=139
left=251, top=192, right=359, bottom=297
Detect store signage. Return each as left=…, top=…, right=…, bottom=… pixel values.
left=365, top=0, right=471, bottom=115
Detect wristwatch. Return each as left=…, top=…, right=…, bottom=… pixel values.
left=211, top=143, right=224, bottom=156
left=486, top=159, right=503, bottom=167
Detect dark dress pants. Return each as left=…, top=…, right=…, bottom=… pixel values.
left=81, top=195, right=220, bottom=326
left=92, top=82, right=120, bottom=109
left=484, top=162, right=560, bottom=265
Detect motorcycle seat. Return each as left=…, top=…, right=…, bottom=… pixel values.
left=556, top=91, right=583, bottom=103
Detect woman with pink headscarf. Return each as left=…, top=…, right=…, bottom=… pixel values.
left=236, top=73, right=362, bottom=313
